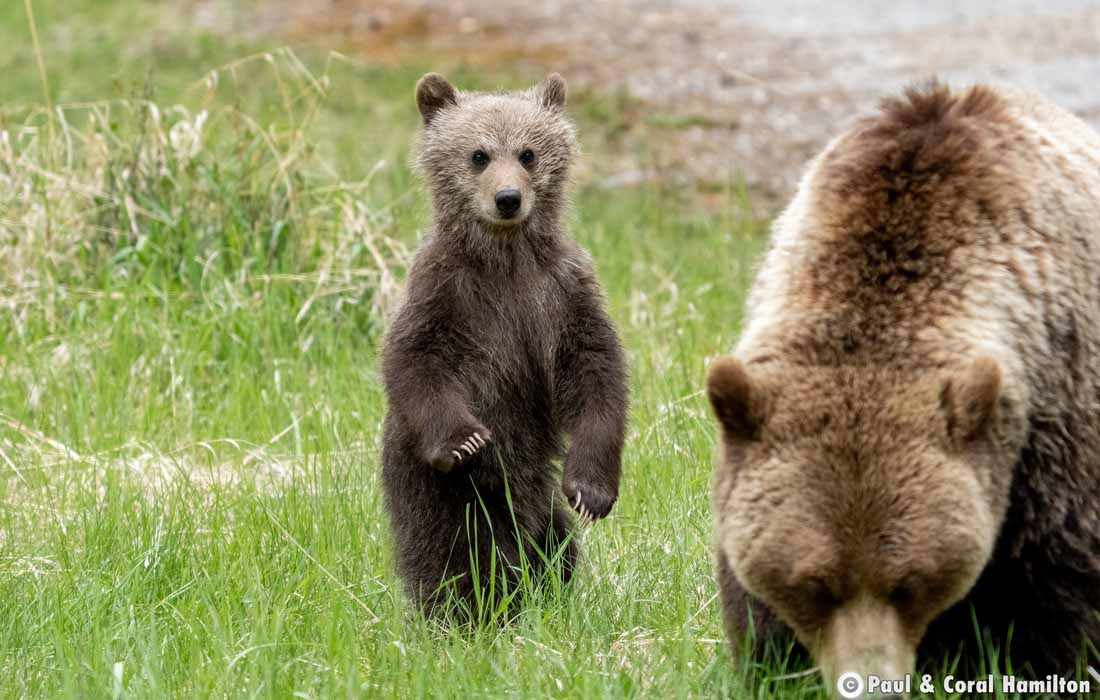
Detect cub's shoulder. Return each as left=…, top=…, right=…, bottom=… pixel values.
left=554, top=239, right=596, bottom=281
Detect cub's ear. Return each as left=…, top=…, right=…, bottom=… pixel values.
left=706, top=356, right=766, bottom=441
left=416, top=73, right=457, bottom=125
left=941, top=356, right=1002, bottom=443
left=538, top=73, right=567, bottom=111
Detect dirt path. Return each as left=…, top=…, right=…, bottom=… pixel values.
left=218, top=0, right=1100, bottom=204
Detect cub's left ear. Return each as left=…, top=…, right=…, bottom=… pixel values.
left=538, top=73, right=567, bottom=111
left=941, top=356, right=1002, bottom=443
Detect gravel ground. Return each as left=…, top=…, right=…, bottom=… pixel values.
left=217, top=0, right=1100, bottom=203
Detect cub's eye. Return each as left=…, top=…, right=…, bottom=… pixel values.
left=519, top=149, right=536, bottom=166
left=471, top=150, right=489, bottom=167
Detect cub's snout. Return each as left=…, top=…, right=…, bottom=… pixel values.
left=495, top=189, right=522, bottom=218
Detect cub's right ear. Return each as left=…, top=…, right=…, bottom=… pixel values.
left=416, top=73, right=457, bottom=126
left=706, top=357, right=765, bottom=441
left=537, top=73, right=567, bottom=111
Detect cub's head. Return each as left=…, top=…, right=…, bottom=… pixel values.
left=706, top=356, right=1021, bottom=698
left=414, top=72, right=576, bottom=233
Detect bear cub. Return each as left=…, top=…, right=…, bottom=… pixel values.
left=381, top=73, right=628, bottom=616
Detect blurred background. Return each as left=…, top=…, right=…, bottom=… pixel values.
left=5, top=1, right=1099, bottom=205
left=241, top=0, right=1100, bottom=200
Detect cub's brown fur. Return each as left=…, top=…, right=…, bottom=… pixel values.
left=381, top=73, right=628, bottom=615
left=707, top=81, right=1100, bottom=695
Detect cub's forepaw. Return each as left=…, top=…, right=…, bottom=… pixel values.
left=562, top=478, right=616, bottom=524
left=429, top=428, right=491, bottom=472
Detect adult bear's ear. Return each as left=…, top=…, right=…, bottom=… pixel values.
left=941, top=356, right=1002, bottom=443
left=706, top=356, right=768, bottom=441
left=538, top=73, right=567, bottom=111
left=416, top=73, right=457, bottom=125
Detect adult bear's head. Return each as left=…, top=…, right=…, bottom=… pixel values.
left=706, top=355, right=1023, bottom=697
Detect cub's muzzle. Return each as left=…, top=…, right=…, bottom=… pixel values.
left=495, top=189, right=522, bottom=218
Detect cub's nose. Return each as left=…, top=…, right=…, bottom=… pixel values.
left=495, top=189, right=522, bottom=218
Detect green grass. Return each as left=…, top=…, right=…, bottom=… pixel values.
left=0, top=3, right=1095, bottom=699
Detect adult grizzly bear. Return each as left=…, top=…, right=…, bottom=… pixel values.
left=381, top=73, right=628, bottom=616
left=706, top=81, right=1100, bottom=697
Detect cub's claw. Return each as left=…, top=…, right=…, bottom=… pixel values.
left=563, top=476, right=616, bottom=521
left=430, top=429, right=492, bottom=472
left=456, top=431, right=488, bottom=462
left=573, top=491, right=594, bottom=526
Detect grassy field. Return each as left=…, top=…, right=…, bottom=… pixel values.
left=0, top=3, right=1094, bottom=699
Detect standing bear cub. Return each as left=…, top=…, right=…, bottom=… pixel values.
left=381, top=73, right=628, bottom=615
left=707, top=82, right=1100, bottom=696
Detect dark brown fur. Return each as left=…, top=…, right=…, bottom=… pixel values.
left=710, top=81, right=1100, bottom=695
left=381, top=74, right=628, bottom=615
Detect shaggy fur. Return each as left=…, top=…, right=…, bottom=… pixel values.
left=381, top=73, right=628, bottom=615
left=707, top=81, right=1100, bottom=694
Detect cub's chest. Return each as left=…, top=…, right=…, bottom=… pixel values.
left=464, top=272, right=568, bottom=373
